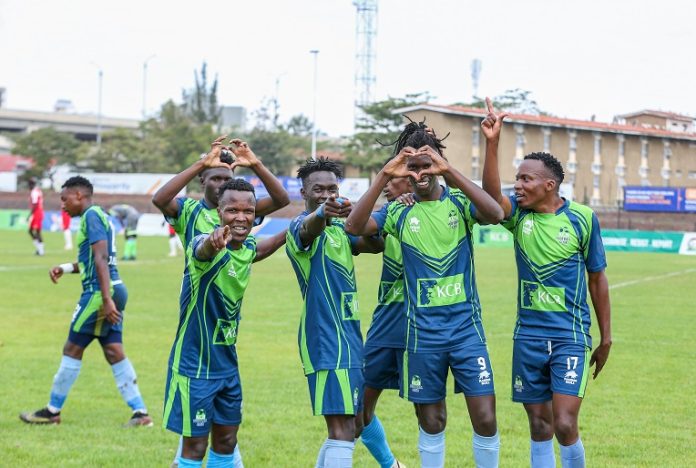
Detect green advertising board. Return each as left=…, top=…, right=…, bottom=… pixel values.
left=601, top=229, right=683, bottom=254
left=0, top=210, right=30, bottom=231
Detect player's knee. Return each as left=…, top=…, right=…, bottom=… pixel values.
left=211, top=431, right=237, bottom=454
left=418, top=407, right=447, bottom=434
left=553, top=415, right=578, bottom=444
left=184, top=437, right=209, bottom=460
left=528, top=416, right=553, bottom=440
left=102, top=345, right=125, bottom=364
left=472, top=411, right=497, bottom=436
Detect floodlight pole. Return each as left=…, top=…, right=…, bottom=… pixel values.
left=142, top=54, right=156, bottom=120
left=310, top=49, right=319, bottom=161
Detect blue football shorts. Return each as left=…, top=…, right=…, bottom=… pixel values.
left=306, top=368, right=364, bottom=416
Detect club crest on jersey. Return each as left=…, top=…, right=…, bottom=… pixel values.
left=409, top=216, right=421, bottom=233
left=410, top=375, right=423, bottom=393
left=227, top=264, right=237, bottom=277
left=522, top=218, right=534, bottom=235
left=564, top=370, right=579, bottom=385
left=556, top=226, right=570, bottom=245
left=514, top=375, right=524, bottom=392
left=193, top=409, right=207, bottom=427
left=447, top=209, right=459, bottom=229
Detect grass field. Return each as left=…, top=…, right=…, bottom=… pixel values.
left=1, top=230, right=695, bottom=467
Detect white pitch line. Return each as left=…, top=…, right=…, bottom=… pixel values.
left=609, top=268, right=696, bottom=290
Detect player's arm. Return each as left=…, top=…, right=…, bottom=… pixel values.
left=481, top=97, right=513, bottom=219
left=194, top=226, right=232, bottom=261
left=229, top=139, right=290, bottom=217
left=588, top=270, right=612, bottom=379
left=345, top=148, right=416, bottom=236
left=91, top=240, right=121, bottom=325
left=352, top=234, right=384, bottom=254
left=49, top=262, right=80, bottom=284
left=254, top=230, right=288, bottom=262
left=152, top=135, right=230, bottom=218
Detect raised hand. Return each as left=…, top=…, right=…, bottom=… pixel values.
left=229, top=139, right=260, bottom=170
left=200, top=135, right=232, bottom=169
left=210, top=225, right=234, bottom=251
left=382, top=147, right=419, bottom=180
left=480, top=97, right=509, bottom=141
left=323, top=196, right=353, bottom=219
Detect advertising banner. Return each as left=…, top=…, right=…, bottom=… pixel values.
left=236, top=176, right=369, bottom=202
left=54, top=173, right=185, bottom=196
left=623, top=186, right=696, bottom=212
left=601, top=229, right=683, bottom=253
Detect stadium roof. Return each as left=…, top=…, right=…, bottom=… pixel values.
left=0, top=154, right=33, bottom=172
left=614, top=109, right=694, bottom=122
left=393, top=103, right=696, bottom=141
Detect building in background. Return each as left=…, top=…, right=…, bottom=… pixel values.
left=395, top=104, right=696, bottom=206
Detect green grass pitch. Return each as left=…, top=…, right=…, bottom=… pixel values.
left=1, top=230, right=695, bottom=466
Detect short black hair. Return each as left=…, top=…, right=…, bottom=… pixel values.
left=385, top=116, right=448, bottom=156
left=217, top=178, right=256, bottom=202
left=524, top=152, right=565, bottom=186
left=62, top=176, right=94, bottom=195
left=296, top=157, right=343, bottom=185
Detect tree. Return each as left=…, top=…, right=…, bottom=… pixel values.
left=285, top=114, right=313, bottom=137
left=182, top=62, right=221, bottom=126
left=241, top=127, right=308, bottom=175
left=344, top=93, right=431, bottom=175
left=10, top=127, right=81, bottom=183
left=75, top=128, right=170, bottom=173
left=454, top=88, right=547, bottom=115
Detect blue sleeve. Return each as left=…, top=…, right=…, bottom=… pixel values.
left=85, top=210, right=108, bottom=245
left=253, top=216, right=264, bottom=227
left=288, top=213, right=311, bottom=252
left=501, top=195, right=520, bottom=231
left=165, top=197, right=187, bottom=227
left=191, top=234, right=212, bottom=262
left=585, top=213, right=607, bottom=272
left=371, top=203, right=390, bottom=231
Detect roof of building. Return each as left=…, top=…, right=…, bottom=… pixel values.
left=394, top=103, right=696, bottom=141
left=615, top=109, right=694, bottom=122
left=0, top=154, right=33, bottom=172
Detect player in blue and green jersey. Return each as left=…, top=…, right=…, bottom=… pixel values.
left=163, top=178, right=287, bottom=468
left=346, top=121, right=505, bottom=468
left=20, top=176, right=152, bottom=428
left=286, top=157, right=383, bottom=468
left=153, top=136, right=289, bottom=466
left=481, top=98, right=612, bottom=468
left=358, top=174, right=412, bottom=468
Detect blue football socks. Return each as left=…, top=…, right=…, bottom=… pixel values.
left=111, top=358, right=146, bottom=412
left=560, top=438, right=585, bottom=468
left=323, top=439, right=354, bottom=468
left=473, top=431, right=500, bottom=468
left=418, top=427, right=446, bottom=468
left=48, top=355, right=82, bottom=412
left=531, top=439, right=556, bottom=468
left=361, top=415, right=396, bottom=468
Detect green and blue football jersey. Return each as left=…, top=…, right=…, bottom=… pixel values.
left=503, top=196, right=607, bottom=347
left=286, top=213, right=363, bottom=375
left=77, top=205, right=120, bottom=292
left=168, top=234, right=257, bottom=379
left=372, top=186, right=487, bottom=353
left=168, top=198, right=220, bottom=248
left=364, top=235, right=406, bottom=348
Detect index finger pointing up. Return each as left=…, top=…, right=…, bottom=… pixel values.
left=485, top=97, right=495, bottom=114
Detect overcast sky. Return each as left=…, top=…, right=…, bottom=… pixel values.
left=1, top=0, right=694, bottom=137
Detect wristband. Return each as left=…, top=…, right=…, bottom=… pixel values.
left=316, top=204, right=326, bottom=219
left=60, top=263, right=75, bottom=274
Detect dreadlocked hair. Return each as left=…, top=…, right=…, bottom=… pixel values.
left=380, top=116, right=449, bottom=157
left=296, top=157, right=344, bottom=185
left=524, top=152, right=565, bottom=186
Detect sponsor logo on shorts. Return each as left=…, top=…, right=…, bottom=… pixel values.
left=417, top=274, right=466, bottom=307
left=521, top=280, right=567, bottom=312
left=353, top=387, right=359, bottom=406
left=447, top=210, right=459, bottom=229
left=409, top=217, right=421, bottom=233
left=514, top=375, right=524, bottom=393
left=564, top=370, right=578, bottom=385
left=478, top=370, right=492, bottom=385
left=410, top=375, right=423, bottom=393
left=193, top=409, right=207, bottom=427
